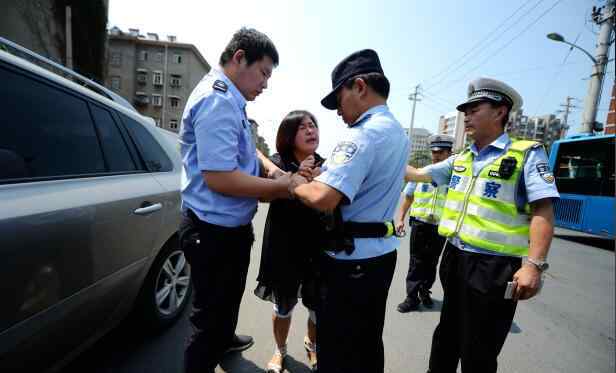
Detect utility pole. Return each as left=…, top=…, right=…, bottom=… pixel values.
left=408, top=84, right=421, bottom=160
left=65, top=6, right=73, bottom=70
left=581, top=0, right=615, bottom=133
left=558, top=96, right=580, bottom=138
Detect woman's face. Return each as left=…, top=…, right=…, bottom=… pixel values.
left=293, top=115, right=319, bottom=155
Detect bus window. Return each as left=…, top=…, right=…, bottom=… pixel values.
left=553, top=137, right=615, bottom=197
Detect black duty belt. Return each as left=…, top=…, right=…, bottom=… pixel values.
left=319, top=207, right=398, bottom=255
left=343, top=221, right=396, bottom=238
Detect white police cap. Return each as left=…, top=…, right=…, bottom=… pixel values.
left=428, top=134, right=454, bottom=151
left=456, top=77, right=523, bottom=112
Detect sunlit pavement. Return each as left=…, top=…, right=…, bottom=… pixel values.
left=61, top=204, right=615, bottom=373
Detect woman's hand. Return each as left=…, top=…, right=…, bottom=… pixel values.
left=298, top=155, right=316, bottom=181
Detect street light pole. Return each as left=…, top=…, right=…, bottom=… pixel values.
left=547, top=1, right=615, bottom=134
left=581, top=1, right=615, bottom=133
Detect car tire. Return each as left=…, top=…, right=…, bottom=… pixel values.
left=136, top=236, right=192, bottom=330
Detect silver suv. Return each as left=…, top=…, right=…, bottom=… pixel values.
left=0, top=39, right=191, bottom=372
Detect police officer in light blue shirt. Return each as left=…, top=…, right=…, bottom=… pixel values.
left=178, top=28, right=290, bottom=373
left=405, top=77, right=559, bottom=373
left=290, top=49, right=409, bottom=373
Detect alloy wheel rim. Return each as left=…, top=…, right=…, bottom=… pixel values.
left=154, top=250, right=191, bottom=316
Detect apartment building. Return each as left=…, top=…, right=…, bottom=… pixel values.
left=105, top=27, right=210, bottom=133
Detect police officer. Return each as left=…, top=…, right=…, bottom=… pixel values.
left=289, top=49, right=410, bottom=373
left=179, top=28, right=290, bottom=373
left=406, top=78, right=559, bottom=373
left=395, top=135, right=453, bottom=313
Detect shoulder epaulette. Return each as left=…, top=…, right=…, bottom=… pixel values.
left=213, top=80, right=228, bottom=93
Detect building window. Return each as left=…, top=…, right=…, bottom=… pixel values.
left=110, top=76, right=121, bottom=91
left=140, top=51, right=148, bottom=61
left=134, top=92, right=149, bottom=106
left=173, top=54, right=182, bottom=64
left=169, top=96, right=181, bottom=109
left=170, top=74, right=182, bottom=87
left=110, top=52, right=122, bottom=66
left=152, top=94, right=162, bottom=107
left=169, top=119, right=178, bottom=130
left=155, top=52, right=163, bottom=63
left=136, top=70, right=147, bottom=85
left=153, top=71, right=163, bottom=86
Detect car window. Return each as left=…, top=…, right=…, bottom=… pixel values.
left=0, top=65, right=105, bottom=182
left=118, top=114, right=173, bottom=172
left=89, top=104, right=138, bottom=173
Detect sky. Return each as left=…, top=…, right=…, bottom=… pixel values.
left=108, top=0, right=615, bottom=155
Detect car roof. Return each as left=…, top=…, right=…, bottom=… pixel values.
left=0, top=36, right=137, bottom=113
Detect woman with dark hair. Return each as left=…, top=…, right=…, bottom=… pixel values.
left=255, top=110, right=323, bottom=373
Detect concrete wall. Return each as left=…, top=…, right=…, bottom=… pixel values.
left=0, top=0, right=64, bottom=64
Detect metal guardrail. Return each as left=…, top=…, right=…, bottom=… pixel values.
left=0, top=36, right=136, bottom=112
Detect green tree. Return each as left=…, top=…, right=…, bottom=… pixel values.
left=409, top=150, right=431, bottom=168
left=256, top=135, right=270, bottom=157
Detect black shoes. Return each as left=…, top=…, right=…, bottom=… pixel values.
left=397, top=296, right=420, bottom=313
left=398, top=287, right=434, bottom=313
left=225, top=334, right=254, bottom=353
left=418, top=287, right=434, bottom=308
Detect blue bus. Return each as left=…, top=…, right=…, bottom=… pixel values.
left=548, top=134, right=615, bottom=238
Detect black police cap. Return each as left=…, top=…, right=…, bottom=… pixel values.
left=321, top=49, right=385, bottom=110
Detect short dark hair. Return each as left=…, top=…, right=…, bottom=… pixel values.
left=343, top=72, right=390, bottom=99
left=276, top=110, right=318, bottom=157
left=219, top=28, right=279, bottom=67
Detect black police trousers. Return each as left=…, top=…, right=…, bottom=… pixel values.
left=405, top=218, right=446, bottom=299
left=428, top=242, right=521, bottom=373
left=179, top=211, right=254, bottom=373
left=316, top=250, right=396, bottom=373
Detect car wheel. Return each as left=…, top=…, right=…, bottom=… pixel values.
left=137, top=237, right=192, bottom=329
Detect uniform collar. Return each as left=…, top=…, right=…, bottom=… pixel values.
left=470, top=133, right=510, bottom=155
left=349, top=104, right=388, bottom=127
left=214, top=69, right=247, bottom=111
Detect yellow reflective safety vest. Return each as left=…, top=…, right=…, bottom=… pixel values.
left=438, top=140, right=540, bottom=256
left=409, top=182, right=447, bottom=225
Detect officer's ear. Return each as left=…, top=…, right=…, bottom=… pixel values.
left=232, top=49, right=246, bottom=66
left=493, top=105, right=507, bottom=123
left=354, top=78, right=368, bottom=97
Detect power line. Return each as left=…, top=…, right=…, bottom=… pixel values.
left=423, top=0, right=539, bottom=88
left=425, top=0, right=547, bottom=91
left=422, top=90, right=457, bottom=109
left=432, top=0, right=564, bottom=95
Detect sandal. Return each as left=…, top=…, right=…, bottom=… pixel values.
left=304, top=336, right=318, bottom=372
left=266, top=344, right=287, bottom=373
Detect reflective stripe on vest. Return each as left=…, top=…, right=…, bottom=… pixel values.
left=437, top=140, right=539, bottom=256
left=410, top=182, right=447, bottom=224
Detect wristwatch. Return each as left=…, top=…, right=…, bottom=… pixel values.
left=526, top=257, right=549, bottom=272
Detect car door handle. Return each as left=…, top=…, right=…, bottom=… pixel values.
left=134, top=202, right=163, bottom=216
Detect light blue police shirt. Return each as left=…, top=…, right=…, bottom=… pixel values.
left=425, top=133, right=560, bottom=256
left=403, top=182, right=417, bottom=198
left=316, top=105, right=410, bottom=260
left=179, top=69, right=259, bottom=227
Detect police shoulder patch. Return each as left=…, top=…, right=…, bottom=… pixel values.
left=536, top=162, right=554, bottom=183
left=330, top=141, right=358, bottom=165
left=541, top=174, right=555, bottom=183
left=213, top=80, right=228, bottom=93
left=454, top=165, right=466, bottom=172
left=536, top=162, right=549, bottom=173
